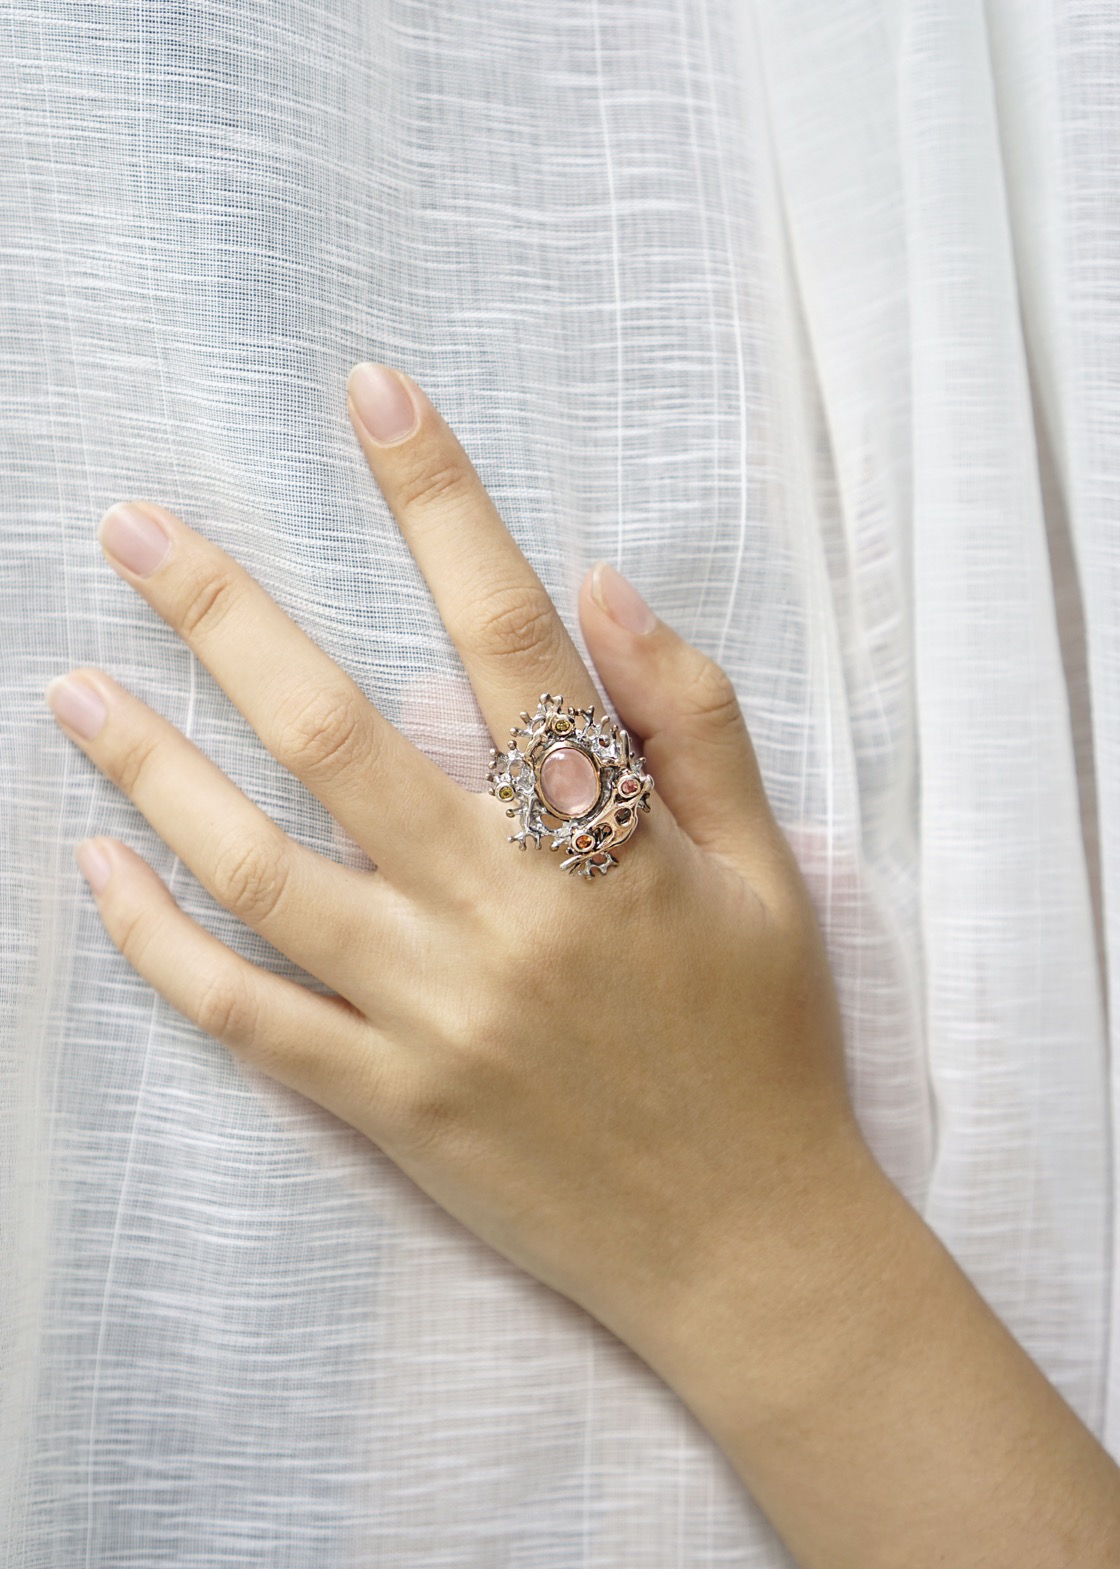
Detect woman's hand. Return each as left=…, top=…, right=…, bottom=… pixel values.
left=45, top=362, right=863, bottom=1356
left=46, top=365, right=1120, bottom=1569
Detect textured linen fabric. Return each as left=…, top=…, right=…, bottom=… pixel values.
left=1, top=1, right=1117, bottom=1563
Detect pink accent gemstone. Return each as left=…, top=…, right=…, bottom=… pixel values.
left=538, top=746, right=599, bottom=817
left=619, top=775, right=640, bottom=796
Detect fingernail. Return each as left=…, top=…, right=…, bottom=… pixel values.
left=75, top=839, right=112, bottom=894
left=97, top=503, right=174, bottom=578
left=347, top=363, right=419, bottom=445
left=46, top=674, right=108, bottom=740
left=590, top=561, right=657, bottom=635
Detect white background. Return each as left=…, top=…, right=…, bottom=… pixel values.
left=2, top=2, right=1116, bottom=1563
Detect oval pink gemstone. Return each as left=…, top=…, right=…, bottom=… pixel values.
left=538, top=746, right=599, bottom=816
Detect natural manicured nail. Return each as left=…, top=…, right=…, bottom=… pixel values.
left=590, top=561, right=657, bottom=635
left=75, top=839, right=113, bottom=894
left=46, top=674, right=108, bottom=740
left=348, top=363, right=419, bottom=445
left=97, top=503, right=174, bottom=578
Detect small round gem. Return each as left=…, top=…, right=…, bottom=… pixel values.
left=574, top=832, right=595, bottom=851
left=619, top=775, right=640, bottom=796
left=537, top=745, right=599, bottom=817
left=498, top=784, right=515, bottom=800
left=552, top=715, right=573, bottom=734
left=615, top=807, right=632, bottom=825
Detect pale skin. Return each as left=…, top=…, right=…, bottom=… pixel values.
left=46, top=363, right=1120, bottom=1567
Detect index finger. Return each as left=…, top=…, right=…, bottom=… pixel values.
left=345, top=363, right=601, bottom=743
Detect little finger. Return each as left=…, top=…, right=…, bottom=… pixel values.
left=76, top=836, right=402, bottom=1136
left=47, top=668, right=384, bottom=1000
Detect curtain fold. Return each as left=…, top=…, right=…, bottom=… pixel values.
left=2, top=2, right=1115, bottom=1562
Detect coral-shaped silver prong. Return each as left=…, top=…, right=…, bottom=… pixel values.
left=489, top=693, right=651, bottom=875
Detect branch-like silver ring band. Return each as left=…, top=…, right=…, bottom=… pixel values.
left=486, top=693, right=654, bottom=877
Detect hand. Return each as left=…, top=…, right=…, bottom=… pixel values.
left=45, top=362, right=866, bottom=1363
left=46, top=365, right=1120, bottom=1568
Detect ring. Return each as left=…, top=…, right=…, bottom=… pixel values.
left=486, top=693, right=654, bottom=877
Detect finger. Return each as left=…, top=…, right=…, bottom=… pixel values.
left=76, top=836, right=403, bottom=1136
left=47, top=667, right=386, bottom=1003
left=95, top=499, right=479, bottom=894
left=346, top=363, right=600, bottom=744
left=578, top=562, right=781, bottom=879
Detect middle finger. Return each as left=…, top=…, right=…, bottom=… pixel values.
left=95, top=500, right=482, bottom=895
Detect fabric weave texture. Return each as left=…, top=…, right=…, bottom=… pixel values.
left=2, top=1, right=1117, bottom=1563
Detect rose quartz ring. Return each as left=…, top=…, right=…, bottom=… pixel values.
left=486, top=693, right=654, bottom=877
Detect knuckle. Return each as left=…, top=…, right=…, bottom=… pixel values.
left=393, top=1073, right=465, bottom=1159
left=626, top=831, right=677, bottom=911
left=397, top=1093, right=452, bottom=1158
left=210, top=832, right=291, bottom=927
left=472, top=582, right=559, bottom=663
left=195, top=971, right=258, bottom=1048
left=114, top=731, right=161, bottom=797
left=387, top=1022, right=500, bottom=1160
left=113, top=899, right=159, bottom=971
left=683, top=654, right=743, bottom=729
left=394, top=455, right=471, bottom=516
left=177, top=568, right=241, bottom=642
left=273, top=683, right=374, bottom=785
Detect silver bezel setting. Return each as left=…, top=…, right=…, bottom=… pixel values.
left=486, top=692, right=654, bottom=877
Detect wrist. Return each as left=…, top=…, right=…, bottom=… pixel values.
left=627, top=1125, right=923, bottom=1441
left=622, top=1128, right=1120, bottom=1569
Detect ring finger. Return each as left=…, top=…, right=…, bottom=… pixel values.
left=93, top=500, right=484, bottom=896
left=46, top=667, right=395, bottom=1004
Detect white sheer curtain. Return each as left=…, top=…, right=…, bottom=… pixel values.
left=2, top=1, right=1116, bottom=1562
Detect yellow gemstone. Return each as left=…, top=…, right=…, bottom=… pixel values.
left=498, top=784, right=515, bottom=800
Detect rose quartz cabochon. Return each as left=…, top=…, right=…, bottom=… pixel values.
left=537, top=745, right=599, bottom=816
